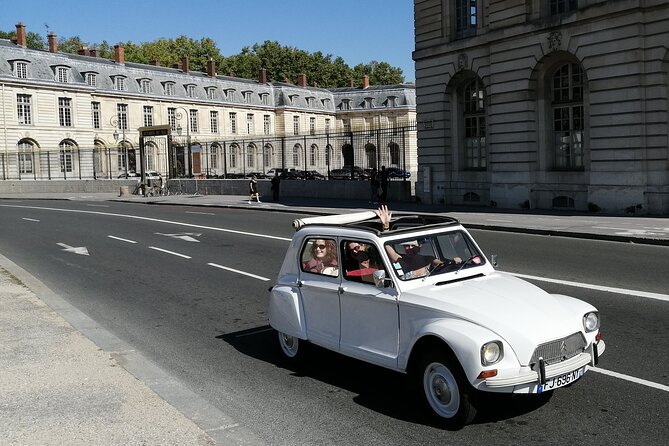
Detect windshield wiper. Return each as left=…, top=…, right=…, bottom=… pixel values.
left=455, top=256, right=477, bottom=274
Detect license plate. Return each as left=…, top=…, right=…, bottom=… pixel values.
left=538, top=367, right=585, bottom=393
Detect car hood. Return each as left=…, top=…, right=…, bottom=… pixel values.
left=401, top=272, right=588, bottom=364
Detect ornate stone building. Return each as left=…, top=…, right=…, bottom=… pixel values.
left=413, top=0, right=669, bottom=214
left=0, top=23, right=416, bottom=183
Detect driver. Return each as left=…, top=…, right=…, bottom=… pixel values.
left=385, top=240, right=446, bottom=278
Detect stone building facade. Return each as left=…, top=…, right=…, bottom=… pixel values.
left=0, top=23, right=416, bottom=183
left=413, top=0, right=669, bottom=214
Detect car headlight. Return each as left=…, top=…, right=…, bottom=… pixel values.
left=481, top=341, right=503, bottom=366
left=583, top=312, right=600, bottom=332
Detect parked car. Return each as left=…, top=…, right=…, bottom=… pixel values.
left=269, top=211, right=605, bottom=428
left=245, top=171, right=267, bottom=179
left=329, top=166, right=366, bottom=180
left=117, top=171, right=140, bottom=179
left=305, top=170, right=326, bottom=180
left=386, top=167, right=411, bottom=179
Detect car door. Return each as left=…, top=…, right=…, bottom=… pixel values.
left=339, top=239, right=400, bottom=369
left=298, top=237, right=341, bottom=351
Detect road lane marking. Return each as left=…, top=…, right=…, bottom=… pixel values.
left=508, top=272, right=669, bottom=302
left=22, top=217, right=40, bottom=222
left=208, top=263, right=270, bottom=281
left=108, top=235, right=137, bottom=244
left=149, top=246, right=191, bottom=259
left=186, top=211, right=215, bottom=215
left=0, top=204, right=291, bottom=241
left=155, top=232, right=201, bottom=242
left=591, top=367, right=669, bottom=393
left=56, top=242, right=90, bottom=256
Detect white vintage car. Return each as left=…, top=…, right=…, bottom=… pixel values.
left=269, top=211, right=605, bottom=428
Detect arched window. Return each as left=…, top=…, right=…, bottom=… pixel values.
left=325, top=144, right=333, bottom=166
left=17, top=140, right=35, bottom=174
left=462, top=78, right=486, bottom=169
left=293, top=144, right=301, bottom=166
left=388, top=142, right=400, bottom=166
left=144, top=141, right=158, bottom=171
left=230, top=144, right=239, bottom=168
left=210, top=143, right=221, bottom=170
left=247, top=143, right=256, bottom=168
left=310, top=144, right=318, bottom=166
left=263, top=143, right=273, bottom=168
left=59, top=140, right=76, bottom=173
left=365, top=143, right=377, bottom=168
left=552, top=63, right=584, bottom=169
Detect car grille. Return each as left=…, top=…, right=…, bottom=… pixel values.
left=530, top=332, right=586, bottom=368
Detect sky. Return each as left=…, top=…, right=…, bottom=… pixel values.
left=1, top=0, right=416, bottom=82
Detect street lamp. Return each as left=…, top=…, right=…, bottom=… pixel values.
left=174, top=107, right=192, bottom=177
left=110, top=114, right=128, bottom=177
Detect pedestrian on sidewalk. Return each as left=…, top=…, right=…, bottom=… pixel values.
left=270, top=173, right=281, bottom=201
left=248, top=175, right=261, bottom=204
left=369, top=168, right=380, bottom=204
left=379, top=166, right=389, bottom=203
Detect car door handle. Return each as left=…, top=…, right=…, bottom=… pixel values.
left=338, top=286, right=347, bottom=294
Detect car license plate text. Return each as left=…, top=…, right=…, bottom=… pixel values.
left=539, top=367, right=585, bottom=393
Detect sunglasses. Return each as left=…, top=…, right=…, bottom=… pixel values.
left=314, top=244, right=327, bottom=250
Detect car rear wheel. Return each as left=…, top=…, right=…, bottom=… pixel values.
left=277, top=331, right=301, bottom=359
left=417, top=352, right=476, bottom=429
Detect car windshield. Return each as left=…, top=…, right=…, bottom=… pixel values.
left=384, top=230, right=485, bottom=281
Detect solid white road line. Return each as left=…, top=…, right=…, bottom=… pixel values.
left=508, top=272, right=669, bottom=302
left=148, top=246, right=191, bottom=259
left=186, top=211, right=215, bottom=215
left=208, top=263, right=270, bottom=281
left=21, top=217, right=40, bottom=222
left=590, top=367, right=669, bottom=393
left=108, top=235, right=137, bottom=244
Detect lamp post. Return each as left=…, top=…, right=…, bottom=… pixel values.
left=174, top=107, right=192, bottom=177
left=110, top=114, right=128, bottom=177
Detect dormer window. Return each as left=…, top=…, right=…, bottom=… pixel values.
left=112, top=76, right=127, bottom=91
left=364, top=97, right=375, bottom=108
left=186, top=84, right=197, bottom=98
left=12, top=60, right=28, bottom=79
left=305, top=96, right=315, bottom=107
left=321, top=98, right=331, bottom=108
left=288, top=94, right=299, bottom=105
left=224, top=88, right=236, bottom=101
left=54, top=66, right=70, bottom=83
left=339, top=99, right=351, bottom=110
left=206, top=87, right=217, bottom=100
left=139, top=78, right=152, bottom=94
left=85, top=72, right=97, bottom=86
left=163, top=82, right=176, bottom=96
left=385, top=96, right=397, bottom=107
left=242, top=91, right=253, bottom=103
left=259, top=93, right=269, bottom=105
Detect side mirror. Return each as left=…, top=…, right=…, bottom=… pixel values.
left=490, top=254, right=498, bottom=268
left=373, top=270, right=392, bottom=288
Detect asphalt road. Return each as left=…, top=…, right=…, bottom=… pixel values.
left=1, top=199, right=667, bottom=445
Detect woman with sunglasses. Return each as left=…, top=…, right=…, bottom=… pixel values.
left=302, top=239, right=339, bottom=276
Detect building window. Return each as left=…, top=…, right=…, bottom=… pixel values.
left=364, top=97, right=374, bottom=109
left=289, top=94, right=299, bottom=105
left=58, top=97, right=73, bottom=127
left=230, top=144, right=238, bottom=168
left=210, top=143, right=220, bottom=169
left=243, top=91, right=252, bottom=103
left=322, top=98, right=331, bottom=108
left=247, top=143, right=255, bottom=167
left=339, top=99, right=350, bottom=110
left=310, top=117, right=316, bottom=135
left=342, top=118, right=351, bottom=133
left=143, top=106, right=154, bottom=127
left=140, top=79, right=152, bottom=94
left=306, top=97, right=314, bottom=107
left=552, top=63, right=584, bottom=169
left=263, top=143, right=272, bottom=167
left=225, top=89, right=235, bottom=101
left=117, top=103, right=128, bottom=130
left=91, top=102, right=101, bottom=129
left=293, top=115, right=300, bottom=135
left=17, top=94, right=32, bottom=125
left=186, top=85, right=196, bottom=98
left=365, top=117, right=374, bottom=136
left=293, top=144, right=300, bottom=166
left=551, top=0, right=577, bottom=15
left=86, top=72, right=97, bottom=86
left=260, top=93, right=269, bottom=105
left=210, top=111, right=219, bottom=133
left=189, top=109, right=198, bottom=133
left=263, top=115, right=271, bottom=135
left=113, top=76, right=127, bottom=91
left=164, top=82, right=175, bottom=96
left=309, top=144, right=318, bottom=166
left=56, top=66, right=69, bottom=83
left=207, top=87, right=216, bottom=100
left=325, top=118, right=331, bottom=133
left=14, top=61, right=28, bottom=78
left=462, top=79, right=486, bottom=169
left=59, top=141, right=74, bottom=173
left=246, top=113, right=255, bottom=134
left=385, top=96, right=397, bottom=107
left=18, top=141, right=34, bottom=174
left=168, top=108, right=177, bottom=130
left=229, top=112, right=237, bottom=134
left=455, top=0, right=477, bottom=38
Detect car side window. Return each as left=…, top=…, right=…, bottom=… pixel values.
left=300, top=238, right=339, bottom=277
left=342, top=240, right=384, bottom=284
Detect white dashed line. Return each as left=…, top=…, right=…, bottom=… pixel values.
left=22, top=217, right=40, bottom=222
left=590, top=367, right=669, bottom=393
left=208, top=263, right=270, bottom=281
left=149, top=246, right=191, bottom=259
left=108, top=235, right=137, bottom=244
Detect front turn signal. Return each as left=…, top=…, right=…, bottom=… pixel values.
left=478, top=369, right=498, bottom=379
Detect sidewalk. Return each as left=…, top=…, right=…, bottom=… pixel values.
left=0, top=192, right=667, bottom=445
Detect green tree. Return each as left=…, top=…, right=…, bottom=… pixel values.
left=0, top=30, right=46, bottom=49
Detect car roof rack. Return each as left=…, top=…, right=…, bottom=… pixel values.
left=292, top=211, right=460, bottom=234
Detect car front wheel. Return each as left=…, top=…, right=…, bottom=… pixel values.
left=277, top=331, right=301, bottom=359
left=417, top=352, right=476, bottom=429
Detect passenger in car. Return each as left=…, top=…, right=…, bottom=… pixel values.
left=302, top=239, right=339, bottom=276
left=344, top=241, right=381, bottom=283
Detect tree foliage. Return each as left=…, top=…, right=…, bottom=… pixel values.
left=1, top=28, right=405, bottom=87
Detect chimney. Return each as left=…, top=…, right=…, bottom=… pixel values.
left=15, top=22, right=27, bottom=47
left=228, top=70, right=235, bottom=77
left=48, top=32, right=58, bottom=53
left=348, top=78, right=354, bottom=88
left=77, top=45, right=89, bottom=56
left=258, top=68, right=267, bottom=83
left=149, top=59, right=161, bottom=66
left=207, top=58, right=216, bottom=77
left=362, top=75, right=370, bottom=89
left=312, top=81, right=318, bottom=88
left=182, top=54, right=189, bottom=73
left=297, top=73, right=307, bottom=87
left=114, top=44, right=125, bottom=64
left=173, top=62, right=182, bottom=70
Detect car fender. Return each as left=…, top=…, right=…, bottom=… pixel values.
left=268, top=284, right=307, bottom=339
left=401, top=318, right=512, bottom=384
